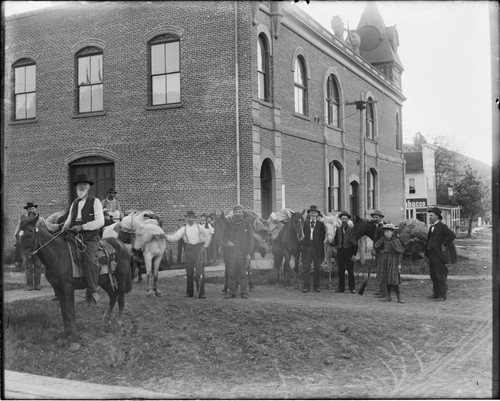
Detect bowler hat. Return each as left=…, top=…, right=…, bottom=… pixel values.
left=307, top=205, right=322, bottom=216
left=24, top=202, right=38, bottom=209
left=185, top=211, right=197, bottom=218
left=72, top=174, right=94, bottom=186
left=107, top=188, right=117, bottom=194
left=382, top=223, right=396, bottom=231
left=370, top=209, right=384, bottom=218
left=428, top=207, right=442, bottom=219
left=233, top=204, right=244, bottom=211
left=339, top=211, right=351, bottom=219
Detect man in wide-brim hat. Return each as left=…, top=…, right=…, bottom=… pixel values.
left=302, top=205, right=326, bottom=293
left=101, top=187, right=122, bottom=223
left=15, top=201, right=43, bottom=290
left=332, top=210, right=358, bottom=294
left=425, top=206, right=456, bottom=302
left=166, top=211, right=211, bottom=299
left=62, top=173, right=105, bottom=304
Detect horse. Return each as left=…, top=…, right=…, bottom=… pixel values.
left=271, top=210, right=305, bottom=287
left=119, top=211, right=167, bottom=297
left=17, top=215, right=132, bottom=338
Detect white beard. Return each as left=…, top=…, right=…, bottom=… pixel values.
left=77, top=189, right=88, bottom=199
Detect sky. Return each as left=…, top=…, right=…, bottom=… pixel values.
left=3, top=1, right=497, bottom=165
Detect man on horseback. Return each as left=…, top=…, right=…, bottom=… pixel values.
left=166, top=211, right=211, bottom=298
left=62, top=174, right=105, bottom=304
left=222, top=204, right=254, bottom=299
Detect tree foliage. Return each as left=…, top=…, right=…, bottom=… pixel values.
left=451, top=165, right=487, bottom=235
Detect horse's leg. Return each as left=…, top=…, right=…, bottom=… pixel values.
left=99, top=277, right=117, bottom=331
left=153, top=255, right=162, bottom=297
left=272, top=248, right=283, bottom=287
left=283, top=252, right=291, bottom=286
left=144, top=252, right=154, bottom=297
left=57, top=283, right=76, bottom=339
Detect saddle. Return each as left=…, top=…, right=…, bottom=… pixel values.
left=66, top=236, right=118, bottom=290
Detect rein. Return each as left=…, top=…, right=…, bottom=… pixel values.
left=27, top=227, right=66, bottom=259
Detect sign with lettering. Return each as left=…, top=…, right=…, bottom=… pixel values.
left=405, top=199, right=427, bottom=208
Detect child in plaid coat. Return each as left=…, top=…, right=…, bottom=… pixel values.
left=374, top=224, right=405, bottom=303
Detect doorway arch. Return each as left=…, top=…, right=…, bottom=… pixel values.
left=69, top=156, right=115, bottom=202
left=260, top=158, right=274, bottom=219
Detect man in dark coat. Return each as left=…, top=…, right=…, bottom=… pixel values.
left=301, top=205, right=326, bottom=293
left=425, top=207, right=456, bottom=301
left=332, top=211, right=358, bottom=293
left=222, top=204, right=254, bottom=299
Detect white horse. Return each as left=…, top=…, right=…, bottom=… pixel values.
left=104, top=211, right=167, bottom=297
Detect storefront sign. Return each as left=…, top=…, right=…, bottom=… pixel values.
left=405, top=199, right=427, bottom=208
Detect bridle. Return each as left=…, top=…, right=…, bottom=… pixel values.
left=24, top=225, right=80, bottom=259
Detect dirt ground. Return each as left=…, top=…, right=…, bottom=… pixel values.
left=3, top=228, right=494, bottom=399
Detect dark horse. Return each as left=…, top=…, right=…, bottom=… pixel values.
left=17, top=215, right=132, bottom=338
left=351, top=216, right=376, bottom=242
left=271, top=211, right=305, bottom=286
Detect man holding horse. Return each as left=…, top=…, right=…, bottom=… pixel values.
left=166, top=211, right=211, bottom=298
left=62, top=174, right=105, bottom=304
left=222, top=204, right=254, bottom=299
left=14, top=202, right=44, bottom=291
left=302, top=205, right=326, bottom=293
left=332, top=211, right=358, bottom=294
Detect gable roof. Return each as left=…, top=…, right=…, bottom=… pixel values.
left=404, top=152, right=423, bottom=172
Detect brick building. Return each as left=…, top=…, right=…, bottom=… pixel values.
left=3, top=1, right=406, bottom=252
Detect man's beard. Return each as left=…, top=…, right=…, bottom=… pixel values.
left=77, top=189, right=88, bottom=199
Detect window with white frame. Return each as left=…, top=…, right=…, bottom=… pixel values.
left=150, top=35, right=181, bottom=106
left=366, top=98, right=374, bottom=140
left=367, top=169, right=376, bottom=209
left=329, top=161, right=342, bottom=212
left=77, top=47, right=103, bottom=113
left=409, top=177, right=416, bottom=194
left=257, top=34, right=270, bottom=102
left=14, top=60, right=36, bottom=120
left=294, top=57, right=307, bottom=115
left=326, top=74, right=339, bottom=127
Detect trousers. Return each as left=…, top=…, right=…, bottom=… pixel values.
left=75, top=236, right=100, bottom=292
left=428, top=249, right=448, bottom=298
left=185, top=243, right=205, bottom=297
left=337, top=247, right=355, bottom=292
left=302, top=247, right=323, bottom=290
left=226, top=247, right=248, bottom=296
left=25, top=254, right=43, bottom=289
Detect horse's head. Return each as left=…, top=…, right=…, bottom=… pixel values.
left=290, top=211, right=305, bottom=241
left=213, top=212, right=228, bottom=245
left=17, top=215, right=40, bottom=259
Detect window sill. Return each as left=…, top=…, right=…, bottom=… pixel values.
left=146, top=103, right=183, bottom=111
left=365, top=137, right=377, bottom=144
left=326, top=124, right=343, bottom=133
left=72, top=111, right=107, bottom=119
left=9, top=118, right=38, bottom=126
left=255, top=98, right=273, bottom=107
left=293, top=112, right=310, bottom=122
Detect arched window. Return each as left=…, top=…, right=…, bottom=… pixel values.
left=329, top=161, right=342, bottom=212
left=76, top=47, right=103, bottom=113
left=294, top=56, right=307, bottom=115
left=366, top=98, right=375, bottom=140
left=326, top=74, right=339, bottom=127
left=257, top=34, right=270, bottom=102
left=396, top=112, right=402, bottom=150
left=13, top=58, right=36, bottom=120
left=367, top=168, right=377, bottom=209
left=149, top=34, right=181, bottom=106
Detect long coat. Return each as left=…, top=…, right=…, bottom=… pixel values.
left=302, top=219, right=326, bottom=259
left=425, top=220, right=456, bottom=264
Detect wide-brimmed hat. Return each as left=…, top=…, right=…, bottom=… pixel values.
left=339, top=211, right=351, bottom=219
left=382, top=223, right=397, bottom=231
left=24, top=202, right=38, bottom=209
left=428, top=207, right=442, bottom=219
left=370, top=209, right=384, bottom=218
left=233, top=204, right=244, bottom=211
left=107, top=188, right=117, bottom=194
left=307, top=205, right=322, bottom=216
left=72, top=174, right=94, bottom=186
left=185, top=211, right=197, bottom=218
